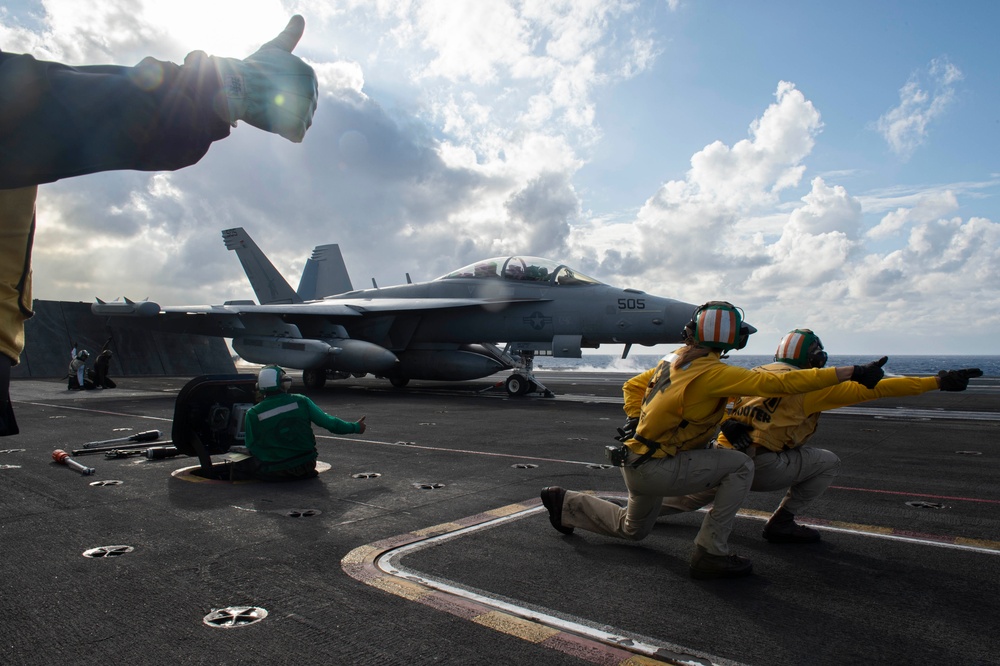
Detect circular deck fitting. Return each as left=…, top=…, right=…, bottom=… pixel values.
left=352, top=472, right=381, bottom=479
left=172, top=461, right=331, bottom=484
left=395, top=441, right=415, bottom=446
left=511, top=463, right=538, bottom=469
left=587, top=464, right=614, bottom=470
left=89, top=480, right=123, bottom=487
left=414, top=482, right=445, bottom=490
left=955, top=450, right=982, bottom=455
left=905, top=500, right=946, bottom=509
left=203, top=606, right=268, bottom=628
left=0, top=448, right=25, bottom=454
left=83, top=545, right=134, bottom=558
left=418, top=422, right=436, bottom=426
left=0, top=464, right=21, bottom=470
left=286, top=509, right=321, bottom=518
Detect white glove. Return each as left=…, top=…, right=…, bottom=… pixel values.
left=213, top=15, right=318, bottom=142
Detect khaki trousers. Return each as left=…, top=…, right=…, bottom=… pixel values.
left=561, top=448, right=754, bottom=556
left=661, top=446, right=840, bottom=518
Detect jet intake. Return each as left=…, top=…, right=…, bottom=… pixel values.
left=232, top=336, right=397, bottom=373
left=396, top=350, right=506, bottom=381
left=551, top=334, right=582, bottom=358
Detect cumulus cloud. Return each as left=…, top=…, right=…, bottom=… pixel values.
left=866, top=190, right=959, bottom=239
left=563, top=75, right=999, bottom=353
left=601, top=81, right=824, bottom=287
left=876, top=57, right=963, bottom=160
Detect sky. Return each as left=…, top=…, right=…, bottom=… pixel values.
left=2, top=0, right=998, bottom=357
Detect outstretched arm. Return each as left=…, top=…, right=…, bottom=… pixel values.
left=801, top=368, right=983, bottom=414
left=0, top=50, right=230, bottom=187
left=0, top=15, right=317, bottom=188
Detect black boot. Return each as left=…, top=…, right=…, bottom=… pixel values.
left=0, top=355, right=18, bottom=436
left=540, top=486, right=574, bottom=535
left=762, top=507, right=821, bottom=543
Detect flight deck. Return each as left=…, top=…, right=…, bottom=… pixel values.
left=2, top=371, right=998, bottom=665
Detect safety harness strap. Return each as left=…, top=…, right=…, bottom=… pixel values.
left=630, top=425, right=687, bottom=467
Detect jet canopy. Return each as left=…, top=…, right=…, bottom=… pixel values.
left=437, top=256, right=604, bottom=286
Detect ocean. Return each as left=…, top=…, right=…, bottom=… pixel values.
left=534, top=354, right=1000, bottom=377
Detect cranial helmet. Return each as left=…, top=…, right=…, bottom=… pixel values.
left=684, top=301, right=753, bottom=352
left=775, top=329, right=828, bottom=369
left=257, top=365, right=292, bottom=394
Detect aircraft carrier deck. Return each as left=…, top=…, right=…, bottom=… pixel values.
left=3, top=371, right=998, bottom=665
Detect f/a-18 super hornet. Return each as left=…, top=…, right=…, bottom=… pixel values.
left=92, top=228, right=698, bottom=396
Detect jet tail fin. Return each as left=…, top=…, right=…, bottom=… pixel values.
left=221, top=228, right=301, bottom=305
left=296, top=244, right=353, bottom=300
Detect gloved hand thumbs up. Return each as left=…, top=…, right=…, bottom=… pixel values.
left=850, top=356, right=888, bottom=389
left=213, top=15, right=319, bottom=142
left=938, top=368, right=983, bottom=392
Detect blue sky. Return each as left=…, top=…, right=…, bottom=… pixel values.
left=2, top=1, right=998, bottom=357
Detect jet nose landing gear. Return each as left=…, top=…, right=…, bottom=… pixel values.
left=503, top=371, right=553, bottom=398
left=504, top=373, right=533, bottom=396
left=500, top=346, right=555, bottom=397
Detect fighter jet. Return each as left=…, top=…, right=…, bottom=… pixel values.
left=92, top=228, right=698, bottom=396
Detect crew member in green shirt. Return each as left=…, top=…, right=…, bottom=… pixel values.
left=241, top=366, right=367, bottom=481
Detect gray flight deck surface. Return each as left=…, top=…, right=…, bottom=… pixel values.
left=3, top=371, right=999, bottom=665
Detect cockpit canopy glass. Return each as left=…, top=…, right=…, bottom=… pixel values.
left=436, top=256, right=604, bottom=286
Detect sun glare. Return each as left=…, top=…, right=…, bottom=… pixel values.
left=142, top=0, right=293, bottom=57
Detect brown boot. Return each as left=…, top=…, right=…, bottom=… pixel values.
left=689, top=545, right=753, bottom=580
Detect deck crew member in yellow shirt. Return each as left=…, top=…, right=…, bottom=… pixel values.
left=659, top=328, right=982, bottom=544
left=539, top=302, right=890, bottom=580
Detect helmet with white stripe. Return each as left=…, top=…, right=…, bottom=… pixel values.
left=775, top=329, right=828, bottom=368
left=257, top=365, right=292, bottom=394
left=684, top=301, right=754, bottom=352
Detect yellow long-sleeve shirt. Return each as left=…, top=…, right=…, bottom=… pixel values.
left=622, top=350, right=843, bottom=458
left=721, top=362, right=940, bottom=452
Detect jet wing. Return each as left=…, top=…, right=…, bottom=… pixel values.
left=93, top=296, right=550, bottom=338
left=322, top=296, right=550, bottom=313
left=154, top=296, right=548, bottom=316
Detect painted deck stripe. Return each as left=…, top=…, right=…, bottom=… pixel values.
left=342, top=497, right=746, bottom=666
left=342, top=495, right=1000, bottom=666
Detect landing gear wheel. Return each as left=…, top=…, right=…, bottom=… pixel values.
left=389, top=376, right=410, bottom=388
left=505, top=374, right=531, bottom=396
left=302, top=368, right=326, bottom=389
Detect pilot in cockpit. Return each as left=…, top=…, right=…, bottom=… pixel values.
left=474, top=262, right=498, bottom=278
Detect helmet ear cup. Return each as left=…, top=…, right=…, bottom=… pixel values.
left=810, top=345, right=828, bottom=368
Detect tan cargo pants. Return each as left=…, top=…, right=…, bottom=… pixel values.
left=561, top=447, right=754, bottom=556
left=660, top=446, right=840, bottom=518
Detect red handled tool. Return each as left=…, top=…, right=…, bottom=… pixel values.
left=52, top=449, right=95, bottom=476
